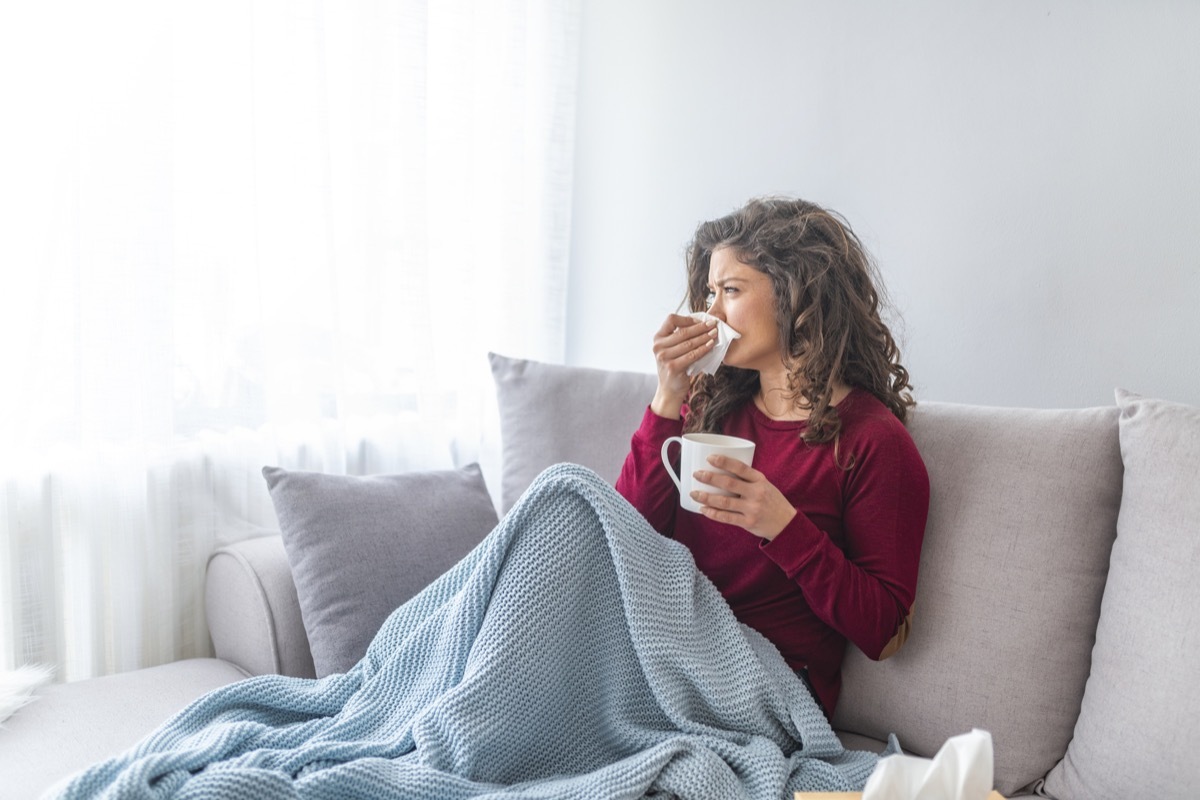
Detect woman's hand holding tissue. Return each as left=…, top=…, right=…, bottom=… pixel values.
left=650, top=313, right=718, bottom=419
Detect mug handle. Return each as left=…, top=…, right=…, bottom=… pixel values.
left=660, top=436, right=684, bottom=492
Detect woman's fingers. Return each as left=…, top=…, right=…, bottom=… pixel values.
left=656, top=313, right=700, bottom=336
left=690, top=458, right=798, bottom=540
left=690, top=458, right=762, bottom=508
left=690, top=487, right=736, bottom=507
left=704, top=454, right=758, bottom=480
left=657, top=329, right=716, bottom=366
left=655, top=318, right=716, bottom=358
left=655, top=317, right=712, bottom=349
left=691, top=469, right=741, bottom=495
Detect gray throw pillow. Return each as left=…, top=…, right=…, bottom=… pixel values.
left=1044, top=390, right=1200, bottom=798
left=488, top=352, right=659, bottom=513
left=262, top=463, right=499, bottom=677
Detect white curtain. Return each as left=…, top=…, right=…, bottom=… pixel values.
left=0, top=0, right=580, bottom=682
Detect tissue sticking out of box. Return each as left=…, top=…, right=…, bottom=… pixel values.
left=686, top=312, right=741, bottom=376
left=861, top=728, right=994, bottom=800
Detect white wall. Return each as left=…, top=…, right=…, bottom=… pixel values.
left=565, top=0, right=1200, bottom=408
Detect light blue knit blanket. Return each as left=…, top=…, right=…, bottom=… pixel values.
left=51, top=464, right=892, bottom=799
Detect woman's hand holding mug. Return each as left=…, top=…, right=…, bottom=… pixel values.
left=660, top=433, right=793, bottom=539
left=689, top=455, right=797, bottom=541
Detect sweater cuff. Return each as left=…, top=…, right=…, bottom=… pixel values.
left=634, top=405, right=684, bottom=443
left=760, top=511, right=826, bottom=578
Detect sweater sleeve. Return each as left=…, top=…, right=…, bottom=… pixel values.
left=760, top=421, right=930, bottom=660
left=615, top=406, right=684, bottom=537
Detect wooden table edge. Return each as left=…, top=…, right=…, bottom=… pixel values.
left=794, top=793, right=1006, bottom=800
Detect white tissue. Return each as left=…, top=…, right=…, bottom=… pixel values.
left=686, top=312, right=741, bottom=376
left=862, top=729, right=994, bottom=800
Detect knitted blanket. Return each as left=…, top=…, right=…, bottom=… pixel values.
left=51, top=464, right=892, bottom=799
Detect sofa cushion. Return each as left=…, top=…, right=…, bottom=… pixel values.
left=832, top=401, right=1122, bottom=797
left=0, top=658, right=247, bottom=799
left=262, top=463, right=499, bottom=677
left=1044, top=390, right=1200, bottom=798
left=489, top=352, right=659, bottom=512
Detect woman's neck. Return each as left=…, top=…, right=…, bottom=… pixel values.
left=754, top=367, right=851, bottom=421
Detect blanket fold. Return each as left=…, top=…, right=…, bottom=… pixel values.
left=51, top=463, right=890, bottom=799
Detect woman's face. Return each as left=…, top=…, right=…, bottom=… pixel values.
left=705, top=246, right=784, bottom=373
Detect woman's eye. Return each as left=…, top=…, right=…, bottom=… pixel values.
left=705, top=292, right=715, bottom=307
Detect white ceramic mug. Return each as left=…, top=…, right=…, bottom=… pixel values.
left=660, top=433, right=756, bottom=513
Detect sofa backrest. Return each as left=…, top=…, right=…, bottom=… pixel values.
left=488, top=353, right=1125, bottom=796
left=832, top=401, right=1122, bottom=795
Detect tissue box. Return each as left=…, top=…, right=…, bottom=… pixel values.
left=794, top=794, right=1006, bottom=799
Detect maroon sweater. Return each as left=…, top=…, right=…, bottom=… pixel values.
left=615, top=389, right=930, bottom=717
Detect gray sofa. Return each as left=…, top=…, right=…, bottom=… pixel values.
left=3, top=354, right=1198, bottom=799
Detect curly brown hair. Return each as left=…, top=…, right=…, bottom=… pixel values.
left=683, top=197, right=915, bottom=450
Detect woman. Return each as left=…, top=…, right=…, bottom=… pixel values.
left=617, top=196, right=930, bottom=719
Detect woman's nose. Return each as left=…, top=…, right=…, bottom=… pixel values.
left=706, top=296, right=725, bottom=320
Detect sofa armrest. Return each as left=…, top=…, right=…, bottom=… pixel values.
left=205, top=535, right=316, bottom=679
